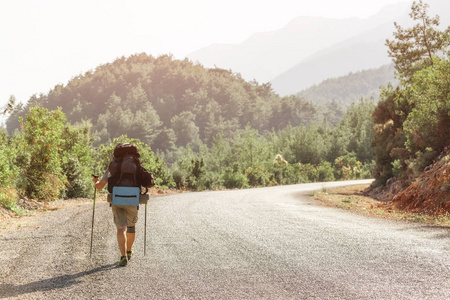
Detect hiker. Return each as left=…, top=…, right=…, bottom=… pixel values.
left=93, top=171, right=137, bottom=266
left=92, top=143, right=154, bottom=266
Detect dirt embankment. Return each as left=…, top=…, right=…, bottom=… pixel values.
left=365, top=151, right=450, bottom=216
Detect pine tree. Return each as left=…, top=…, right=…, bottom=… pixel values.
left=385, top=0, right=450, bottom=82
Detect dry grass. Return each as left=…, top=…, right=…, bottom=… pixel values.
left=313, top=184, right=450, bottom=227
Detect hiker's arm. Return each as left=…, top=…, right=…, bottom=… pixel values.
left=93, top=178, right=107, bottom=190
left=92, top=169, right=109, bottom=190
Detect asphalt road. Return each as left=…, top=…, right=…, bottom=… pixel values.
left=0, top=180, right=449, bottom=299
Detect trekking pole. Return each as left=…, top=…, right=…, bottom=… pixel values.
left=144, top=202, right=147, bottom=256
left=90, top=174, right=99, bottom=258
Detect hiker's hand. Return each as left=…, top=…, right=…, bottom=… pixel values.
left=92, top=174, right=99, bottom=184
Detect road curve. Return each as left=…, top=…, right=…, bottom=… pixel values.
left=1, top=180, right=449, bottom=299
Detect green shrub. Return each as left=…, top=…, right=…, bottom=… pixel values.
left=360, top=161, right=376, bottom=179
left=246, top=166, right=271, bottom=187
left=298, top=163, right=320, bottom=182
left=60, top=122, right=94, bottom=198
left=317, top=161, right=335, bottom=182
left=408, top=147, right=437, bottom=178
left=334, top=153, right=358, bottom=180
left=0, top=147, right=15, bottom=187
left=15, top=107, right=67, bottom=200
left=0, top=187, right=18, bottom=210
left=172, top=169, right=187, bottom=190
left=197, top=171, right=224, bottom=190
left=391, top=159, right=403, bottom=178
left=61, top=155, right=91, bottom=198
left=283, top=164, right=308, bottom=184
left=222, top=165, right=249, bottom=189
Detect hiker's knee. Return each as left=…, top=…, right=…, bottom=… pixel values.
left=127, top=226, right=135, bottom=233
left=117, top=226, right=127, bottom=234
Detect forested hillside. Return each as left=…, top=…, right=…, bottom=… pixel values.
left=297, top=64, right=396, bottom=107
left=6, top=54, right=320, bottom=152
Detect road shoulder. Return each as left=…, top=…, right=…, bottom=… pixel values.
left=312, top=184, right=450, bottom=227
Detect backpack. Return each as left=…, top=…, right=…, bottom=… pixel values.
left=107, top=143, right=155, bottom=194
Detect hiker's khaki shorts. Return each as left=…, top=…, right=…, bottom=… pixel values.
left=111, top=205, right=138, bottom=228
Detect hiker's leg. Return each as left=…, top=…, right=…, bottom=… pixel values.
left=112, top=206, right=128, bottom=256
left=126, top=226, right=136, bottom=251
left=126, top=230, right=135, bottom=251
left=124, top=206, right=138, bottom=251
left=117, top=226, right=127, bottom=256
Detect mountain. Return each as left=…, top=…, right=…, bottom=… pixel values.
left=271, top=0, right=449, bottom=96
left=270, top=21, right=400, bottom=96
left=297, top=64, right=396, bottom=107
left=187, top=0, right=449, bottom=96
left=187, top=2, right=409, bottom=85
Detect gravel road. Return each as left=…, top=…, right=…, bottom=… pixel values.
left=0, top=180, right=449, bottom=299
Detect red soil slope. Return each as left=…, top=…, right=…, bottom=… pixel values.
left=366, top=151, right=450, bottom=216
left=392, top=156, right=450, bottom=215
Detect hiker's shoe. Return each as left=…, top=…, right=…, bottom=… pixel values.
left=127, top=249, right=134, bottom=261
left=119, top=256, right=128, bottom=266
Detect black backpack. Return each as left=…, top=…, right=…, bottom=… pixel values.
left=107, top=143, right=155, bottom=193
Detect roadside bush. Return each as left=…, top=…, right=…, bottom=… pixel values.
left=334, top=153, right=358, bottom=180
left=270, top=164, right=286, bottom=185
left=298, top=163, right=320, bottom=182
left=317, top=161, right=335, bottom=182
left=60, top=122, right=94, bottom=198
left=283, top=164, right=308, bottom=184
left=407, top=147, right=437, bottom=178
left=152, top=156, right=176, bottom=188
left=0, top=128, right=23, bottom=210
left=0, top=187, right=19, bottom=211
left=197, top=171, right=224, bottom=190
left=61, top=155, right=91, bottom=198
left=222, top=164, right=249, bottom=189
left=172, top=169, right=187, bottom=190
left=0, top=138, right=17, bottom=187
left=391, top=159, right=404, bottom=178
left=185, top=159, right=205, bottom=190
left=246, top=166, right=271, bottom=187
left=172, top=158, right=205, bottom=190
left=15, top=107, right=67, bottom=200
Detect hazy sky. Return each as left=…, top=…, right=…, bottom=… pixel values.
left=0, top=0, right=408, bottom=120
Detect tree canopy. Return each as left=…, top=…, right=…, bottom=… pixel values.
left=373, top=0, right=450, bottom=186
left=385, top=0, right=450, bottom=83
